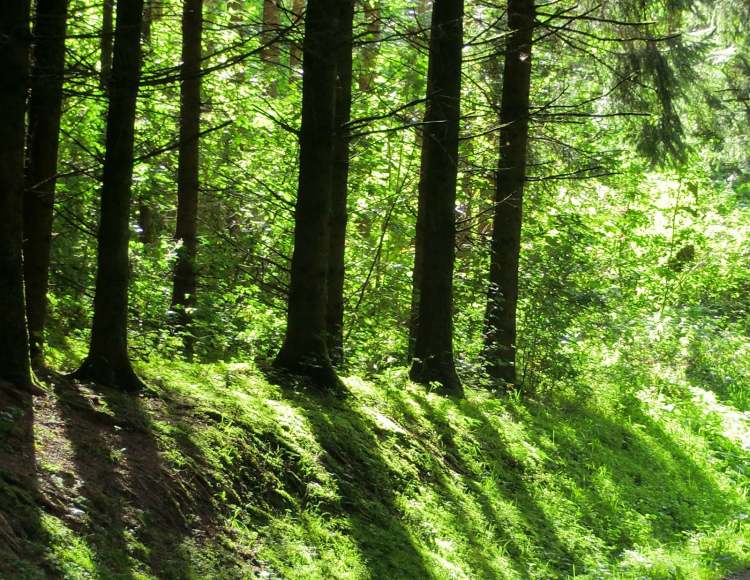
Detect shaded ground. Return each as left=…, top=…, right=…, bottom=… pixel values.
left=1, top=358, right=749, bottom=578
left=0, top=372, right=258, bottom=578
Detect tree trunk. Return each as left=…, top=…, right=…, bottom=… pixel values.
left=274, top=0, right=344, bottom=391
left=358, top=0, right=380, bottom=92
left=142, top=0, right=163, bottom=43
left=171, top=0, right=203, bottom=360
left=23, top=0, right=69, bottom=368
left=326, top=0, right=355, bottom=366
left=137, top=202, right=160, bottom=244
left=483, top=0, right=535, bottom=384
left=403, top=0, right=429, bottom=100
left=262, top=0, right=281, bottom=63
left=406, top=0, right=432, bottom=358
left=0, top=0, right=33, bottom=388
left=262, top=0, right=280, bottom=95
left=74, top=0, right=146, bottom=392
left=289, top=0, right=305, bottom=74
left=409, top=0, right=463, bottom=396
left=100, top=0, right=114, bottom=90
left=407, top=140, right=428, bottom=360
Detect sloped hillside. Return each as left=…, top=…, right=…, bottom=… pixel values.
left=1, top=356, right=749, bottom=579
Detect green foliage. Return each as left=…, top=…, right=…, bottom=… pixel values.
left=6, top=345, right=747, bottom=578
left=15, top=0, right=750, bottom=576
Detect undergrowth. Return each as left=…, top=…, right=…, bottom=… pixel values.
left=1, top=344, right=749, bottom=579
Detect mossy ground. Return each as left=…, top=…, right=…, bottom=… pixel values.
left=1, top=344, right=749, bottom=578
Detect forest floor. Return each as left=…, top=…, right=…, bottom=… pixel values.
left=1, top=347, right=750, bottom=578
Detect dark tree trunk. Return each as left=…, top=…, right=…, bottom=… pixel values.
left=0, top=0, right=33, bottom=388
left=171, top=0, right=203, bottom=360
left=274, top=0, right=344, bottom=391
left=326, top=0, right=355, bottom=366
left=23, top=0, right=69, bottom=367
left=409, top=0, right=463, bottom=396
left=406, top=0, right=432, bottom=358
left=100, top=0, right=114, bottom=90
left=407, top=141, right=428, bottom=360
left=137, top=202, right=160, bottom=244
left=74, top=0, right=146, bottom=392
left=483, top=0, right=535, bottom=384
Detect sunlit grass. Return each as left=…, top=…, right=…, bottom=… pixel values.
left=9, top=343, right=750, bottom=578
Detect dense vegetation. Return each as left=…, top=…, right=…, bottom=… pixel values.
left=2, top=0, right=750, bottom=577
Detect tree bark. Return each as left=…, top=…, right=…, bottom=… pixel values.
left=289, top=0, right=305, bottom=74
left=408, top=139, right=428, bottom=360
left=142, top=0, right=163, bottom=44
left=406, top=0, right=432, bottom=358
left=262, top=0, right=280, bottom=95
left=74, top=0, right=146, bottom=392
left=0, top=0, right=33, bottom=388
left=483, top=0, right=535, bottom=384
left=403, top=0, right=429, bottom=100
left=358, top=0, right=381, bottom=92
left=409, top=0, right=463, bottom=396
left=100, top=0, right=114, bottom=90
left=274, top=0, right=344, bottom=391
left=171, top=0, right=203, bottom=360
left=262, top=0, right=281, bottom=64
left=23, top=0, right=69, bottom=367
left=326, top=0, right=355, bottom=366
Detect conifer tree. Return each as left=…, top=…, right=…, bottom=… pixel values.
left=484, top=0, right=535, bottom=384
left=274, top=0, right=346, bottom=391
left=171, top=0, right=204, bottom=359
left=0, top=0, right=33, bottom=388
left=409, top=0, right=464, bottom=396
left=23, top=0, right=69, bottom=367
left=73, top=0, right=146, bottom=392
left=327, top=0, right=356, bottom=366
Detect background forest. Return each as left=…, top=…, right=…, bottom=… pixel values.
left=3, top=0, right=750, bottom=578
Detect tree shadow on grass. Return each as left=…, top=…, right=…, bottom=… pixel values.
left=387, top=386, right=742, bottom=577
left=50, top=375, right=198, bottom=579
left=505, top=393, right=740, bottom=552
left=0, top=387, right=52, bottom=577
left=263, top=371, right=434, bottom=579
left=410, top=392, right=586, bottom=577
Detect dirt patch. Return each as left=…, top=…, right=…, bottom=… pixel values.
left=0, top=372, right=247, bottom=577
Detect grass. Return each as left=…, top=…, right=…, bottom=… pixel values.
left=1, top=344, right=749, bottom=578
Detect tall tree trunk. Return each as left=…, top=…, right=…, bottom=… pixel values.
left=404, top=0, right=429, bottom=100
left=326, top=0, right=355, bottom=366
left=358, top=0, right=380, bottom=92
left=409, top=0, right=463, bottom=396
left=262, top=0, right=281, bottom=63
left=171, top=0, right=203, bottom=360
left=407, top=140, right=428, bottom=360
left=262, top=0, right=280, bottom=95
left=138, top=0, right=163, bottom=234
left=406, top=0, right=431, bottom=359
left=142, top=0, right=163, bottom=43
left=74, top=0, right=146, bottom=392
left=274, top=0, right=344, bottom=391
left=289, top=0, right=305, bottom=74
left=23, top=0, right=69, bottom=368
left=483, top=0, right=534, bottom=384
left=100, top=0, right=114, bottom=90
left=0, top=0, right=33, bottom=389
